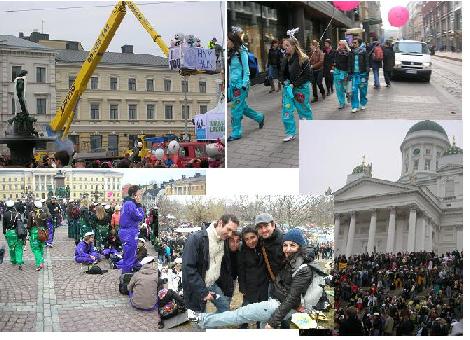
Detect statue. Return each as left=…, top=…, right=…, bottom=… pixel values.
left=8, top=69, right=38, bottom=137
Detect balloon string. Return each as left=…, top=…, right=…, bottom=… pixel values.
left=320, top=7, right=335, bottom=42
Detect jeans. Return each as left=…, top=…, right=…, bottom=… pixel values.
left=203, top=283, right=230, bottom=313
left=311, top=69, right=325, bottom=99
left=372, top=67, right=380, bottom=87
left=199, top=298, right=295, bottom=329
left=324, top=68, right=334, bottom=93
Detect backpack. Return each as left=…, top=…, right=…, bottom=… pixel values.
left=119, top=272, right=134, bottom=295
left=237, top=49, right=259, bottom=80
left=15, top=213, right=27, bottom=239
left=71, top=206, right=80, bottom=219
left=292, top=263, right=329, bottom=311
left=86, top=265, right=108, bottom=275
left=372, top=45, right=383, bottom=62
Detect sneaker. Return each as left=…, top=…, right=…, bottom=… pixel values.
left=227, top=136, right=241, bottom=142
left=326, top=91, right=330, bottom=96
left=187, top=309, right=200, bottom=322
left=18, top=265, right=23, bottom=271
left=259, top=117, right=264, bottom=129
left=321, top=93, right=326, bottom=100
left=351, top=108, right=358, bottom=113
left=386, top=84, right=390, bottom=87
left=338, top=105, right=345, bottom=110
left=361, top=106, right=366, bottom=110
left=282, top=135, right=296, bottom=142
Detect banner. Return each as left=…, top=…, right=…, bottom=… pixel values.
left=194, top=111, right=224, bottom=141
left=169, top=47, right=217, bottom=72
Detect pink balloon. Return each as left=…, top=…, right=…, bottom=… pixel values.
left=107, top=192, right=113, bottom=197
left=388, top=6, right=410, bottom=28
left=333, top=1, right=360, bottom=11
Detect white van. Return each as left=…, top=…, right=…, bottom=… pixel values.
left=392, top=40, right=432, bottom=82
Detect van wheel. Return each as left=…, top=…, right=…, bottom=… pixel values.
left=423, top=75, right=431, bottom=83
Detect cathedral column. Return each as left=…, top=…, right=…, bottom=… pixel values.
left=426, top=219, right=433, bottom=252
left=386, top=207, right=396, bottom=253
left=367, top=209, right=377, bottom=255
left=407, top=208, right=417, bottom=252
left=416, top=215, right=426, bottom=251
left=345, top=211, right=356, bottom=257
left=334, top=215, right=340, bottom=253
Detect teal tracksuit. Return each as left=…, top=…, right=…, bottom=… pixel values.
left=281, top=80, right=313, bottom=137
left=351, top=46, right=369, bottom=109
left=229, top=46, right=264, bottom=139
left=333, top=68, right=349, bottom=108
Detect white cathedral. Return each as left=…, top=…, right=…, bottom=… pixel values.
left=334, top=121, right=463, bottom=257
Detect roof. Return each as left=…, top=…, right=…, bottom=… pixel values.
left=0, top=35, right=53, bottom=51
left=406, top=120, right=448, bottom=137
left=55, top=49, right=167, bottom=67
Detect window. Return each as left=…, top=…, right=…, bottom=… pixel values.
left=425, top=148, right=431, bottom=155
left=146, top=79, right=154, bottom=91
left=90, top=76, right=98, bottom=90
left=413, top=159, right=419, bottom=170
left=90, top=103, right=100, bottom=120
left=199, top=81, right=207, bottom=93
left=110, top=77, right=117, bottom=90
left=36, top=67, right=46, bottom=83
left=12, top=66, right=22, bottom=81
left=129, top=78, right=136, bottom=91
left=110, top=104, right=118, bottom=120
left=425, top=159, right=431, bottom=170
left=436, top=152, right=441, bottom=169
left=182, top=105, right=189, bottom=120
left=36, top=98, right=46, bottom=114
left=165, top=105, right=173, bottom=120
left=128, top=104, right=137, bottom=120
left=181, top=80, right=188, bottom=93
left=147, top=104, right=155, bottom=119
left=90, top=135, right=102, bottom=151
left=200, top=105, right=208, bottom=114
left=108, top=135, right=119, bottom=152
left=11, top=97, right=15, bottom=114
left=445, top=179, right=455, bottom=197
left=164, top=79, right=172, bottom=92
left=69, top=76, right=76, bottom=88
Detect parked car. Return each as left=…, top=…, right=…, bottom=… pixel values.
left=392, top=40, right=432, bottom=82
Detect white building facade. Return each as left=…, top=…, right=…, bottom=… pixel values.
left=334, top=121, right=463, bottom=257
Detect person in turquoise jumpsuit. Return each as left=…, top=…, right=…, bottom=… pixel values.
left=279, top=33, right=313, bottom=142
left=227, top=29, right=265, bottom=141
left=348, top=38, right=369, bottom=113
left=332, top=40, right=351, bottom=110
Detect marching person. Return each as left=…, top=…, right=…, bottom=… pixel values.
left=115, top=185, right=145, bottom=273
left=369, top=40, right=383, bottom=89
left=194, top=228, right=316, bottom=329
left=27, top=201, right=49, bottom=271
left=323, top=39, right=336, bottom=96
left=309, top=40, right=325, bottom=103
left=74, top=231, right=101, bottom=264
left=227, top=27, right=265, bottom=142
left=279, top=28, right=313, bottom=142
left=333, top=40, right=351, bottom=110
left=348, top=37, right=369, bottom=113
left=382, top=40, right=395, bottom=88
left=2, top=199, right=25, bottom=270
left=267, top=40, right=282, bottom=93
left=182, top=214, right=239, bottom=314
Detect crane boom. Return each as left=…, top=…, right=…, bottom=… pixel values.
left=50, top=1, right=170, bottom=138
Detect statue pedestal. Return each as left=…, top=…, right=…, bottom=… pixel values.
left=0, top=136, right=56, bottom=166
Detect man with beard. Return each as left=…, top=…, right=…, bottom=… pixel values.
left=255, top=213, right=284, bottom=283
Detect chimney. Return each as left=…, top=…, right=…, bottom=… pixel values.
left=66, top=41, right=79, bottom=50
left=19, top=32, right=24, bottom=38
left=121, top=44, right=133, bottom=54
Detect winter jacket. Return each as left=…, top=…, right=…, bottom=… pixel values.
left=348, top=46, right=369, bottom=74
left=368, top=43, right=383, bottom=69
left=267, top=48, right=282, bottom=68
left=333, top=49, right=350, bottom=72
left=119, top=197, right=145, bottom=241
left=339, top=316, right=365, bottom=336
left=323, top=47, right=336, bottom=72
left=280, top=52, right=311, bottom=88
left=259, top=227, right=284, bottom=279
left=268, top=251, right=315, bottom=328
left=382, top=46, right=395, bottom=72
left=216, top=248, right=237, bottom=298
left=74, top=241, right=96, bottom=261
left=111, top=211, right=120, bottom=228
left=181, top=225, right=232, bottom=311
left=128, top=263, right=160, bottom=311
left=2, top=208, right=18, bottom=234
left=237, top=244, right=269, bottom=303
left=228, top=45, right=250, bottom=90
left=309, top=49, right=324, bottom=70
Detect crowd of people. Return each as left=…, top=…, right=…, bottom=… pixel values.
left=228, top=25, right=397, bottom=142
left=334, top=251, right=463, bottom=336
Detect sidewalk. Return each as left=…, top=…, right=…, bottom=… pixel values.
left=434, top=51, right=462, bottom=62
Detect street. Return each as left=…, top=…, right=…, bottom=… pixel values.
left=227, top=55, right=461, bottom=168
left=0, top=221, right=189, bottom=332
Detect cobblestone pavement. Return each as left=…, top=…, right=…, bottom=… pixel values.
left=0, top=220, right=191, bottom=332
left=227, top=56, right=461, bottom=168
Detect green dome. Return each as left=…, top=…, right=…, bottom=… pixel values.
left=406, top=120, right=448, bottom=137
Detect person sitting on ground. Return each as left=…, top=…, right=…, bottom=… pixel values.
left=194, top=228, right=317, bottom=329
left=74, top=231, right=101, bottom=264
left=127, top=256, right=164, bottom=328
left=137, top=238, right=148, bottom=262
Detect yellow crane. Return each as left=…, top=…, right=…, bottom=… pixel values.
left=50, top=1, right=170, bottom=138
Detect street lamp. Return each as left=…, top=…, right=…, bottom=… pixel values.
left=183, top=75, right=189, bottom=141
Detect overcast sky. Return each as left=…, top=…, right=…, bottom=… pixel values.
left=0, top=1, right=225, bottom=56
left=115, top=169, right=205, bottom=185
left=299, top=120, right=463, bottom=196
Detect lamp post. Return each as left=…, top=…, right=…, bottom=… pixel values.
left=183, top=75, right=189, bottom=141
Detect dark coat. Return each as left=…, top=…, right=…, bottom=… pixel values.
left=267, top=48, right=282, bottom=68
left=259, top=227, right=284, bottom=279
left=339, top=316, right=365, bottom=336
left=2, top=208, right=17, bottom=234
left=215, top=246, right=236, bottom=298
left=280, top=52, right=311, bottom=88
left=237, top=244, right=269, bottom=303
left=348, top=49, right=369, bottom=73
left=181, top=227, right=232, bottom=312
left=333, top=49, right=350, bottom=72
left=383, top=46, right=395, bottom=72
left=323, top=47, right=336, bottom=72
left=268, top=251, right=314, bottom=328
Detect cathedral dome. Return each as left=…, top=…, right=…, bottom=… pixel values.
left=406, top=120, right=448, bottom=137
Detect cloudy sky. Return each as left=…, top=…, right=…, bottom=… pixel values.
left=0, top=1, right=225, bottom=56
left=299, top=120, right=463, bottom=195
left=115, top=168, right=205, bottom=185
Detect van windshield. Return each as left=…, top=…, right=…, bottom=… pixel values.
left=394, top=42, right=429, bottom=54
